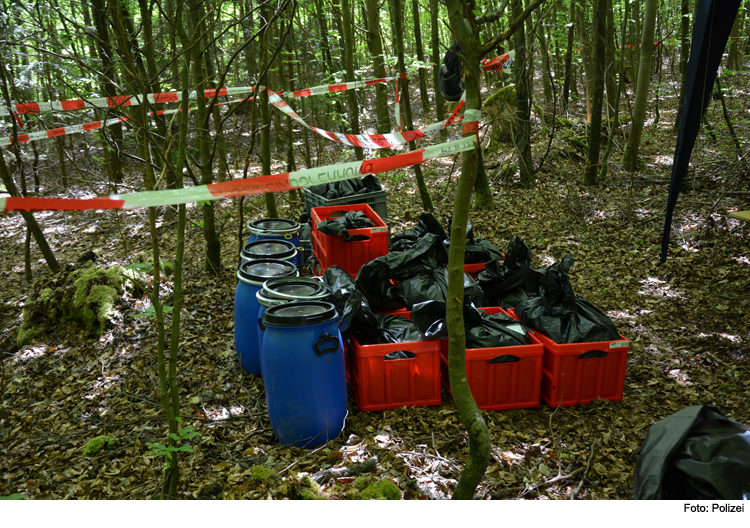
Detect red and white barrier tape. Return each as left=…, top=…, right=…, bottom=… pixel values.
left=268, top=88, right=466, bottom=149
left=0, top=135, right=478, bottom=212
left=481, top=51, right=514, bottom=72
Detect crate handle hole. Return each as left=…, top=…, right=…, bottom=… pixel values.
left=383, top=351, right=416, bottom=361
left=489, top=355, right=520, bottom=364
left=578, top=350, right=607, bottom=359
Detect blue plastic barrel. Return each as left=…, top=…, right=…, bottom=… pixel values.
left=235, top=259, right=298, bottom=375
left=256, top=278, right=332, bottom=352
left=259, top=301, right=347, bottom=448
left=247, top=218, right=302, bottom=267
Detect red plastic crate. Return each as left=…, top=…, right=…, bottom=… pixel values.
left=506, top=308, right=629, bottom=407
left=348, top=334, right=441, bottom=412
left=440, top=307, right=544, bottom=411
left=311, top=204, right=389, bottom=277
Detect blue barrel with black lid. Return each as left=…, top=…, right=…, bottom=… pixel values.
left=259, top=301, right=347, bottom=448
left=246, top=218, right=302, bottom=267
left=234, top=259, right=298, bottom=375
left=256, top=278, right=332, bottom=352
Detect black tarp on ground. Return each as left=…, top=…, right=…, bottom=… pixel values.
left=661, top=0, right=742, bottom=263
left=634, top=405, right=750, bottom=500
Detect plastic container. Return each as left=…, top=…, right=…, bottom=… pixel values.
left=439, top=307, right=543, bottom=410
left=234, top=259, right=298, bottom=375
left=311, top=204, right=389, bottom=277
left=304, top=186, right=388, bottom=223
left=256, top=278, right=332, bottom=351
left=348, top=332, right=441, bottom=412
left=506, top=308, right=629, bottom=407
left=259, top=301, right=347, bottom=448
left=246, top=218, right=302, bottom=267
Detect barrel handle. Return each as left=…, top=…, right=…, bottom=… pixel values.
left=258, top=318, right=266, bottom=332
left=313, top=333, right=339, bottom=356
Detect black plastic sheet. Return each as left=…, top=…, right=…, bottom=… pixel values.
left=323, top=266, right=378, bottom=341
left=389, top=212, right=448, bottom=252
left=443, top=218, right=504, bottom=264
left=309, top=174, right=382, bottom=200
left=317, top=210, right=374, bottom=241
left=398, top=268, right=487, bottom=310
left=383, top=350, right=417, bottom=360
left=515, top=254, right=620, bottom=343
left=634, top=405, right=750, bottom=500
left=410, top=301, right=530, bottom=347
left=356, top=233, right=449, bottom=311
left=369, top=314, right=423, bottom=345
left=478, top=236, right=545, bottom=308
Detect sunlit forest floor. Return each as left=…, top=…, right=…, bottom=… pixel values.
left=1, top=68, right=749, bottom=500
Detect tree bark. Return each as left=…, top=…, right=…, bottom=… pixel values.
left=621, top=0, right=657, bottom=172
left=674, top=0, right=691, bottom=131
left=412, top=0, right=430, bottom=111
left=513, top=0, right=533, bottom=188
left=259, top=1, right=279, bottom=218
left=392, top=0, right=433, bottom=211
left=561, top=0, right=576, bottom=112
left=583, top=0, right=606, bottom=186
left=430, top=0, right=446, bottom=137
left=341, top=0, right=364, bottom=160
left=366, top=0, right=391, bottom=135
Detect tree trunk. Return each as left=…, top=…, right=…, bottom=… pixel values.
left=561, top=0, right=576, bottom=112
left=583, top=0, right=606, bottom=186
left=259, top=1, right=279, bottom=219
left=430, top=0, right=446, bottom=137
left=444, top=0, right=490, bottom=501
left=392, top=0, right=433, bottom=211
left=366, top=0, right=391, bottom=135
left=621, top=0, right=657, bottom=172
left=674, top=0, right=691, bottom=132
left=341, top=0, right=364, bottom=160
left=412, top=0, right=430, bottom=111
left=575, top=1, right=595, bottom=122
left=604, top=0, right=617, bottom=117
left=513, top=0, right=533, bottom=188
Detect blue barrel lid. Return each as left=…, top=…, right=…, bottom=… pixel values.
left=241, top=239, right=297, bottom=261
left=247, top=218, right=300, bottom=236
left=238, top=259, right=298, bottom=285
left=262, top=277, right=331, bottom=301
left=262, top=301, right=338, bottom=327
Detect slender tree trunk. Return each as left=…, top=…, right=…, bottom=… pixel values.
left=604, top=0, right=617, bottom=117
left=621, top=0, right=657, bottom=172
left=430, top=0, right=446, bottom=137
left=259, top=1, right=279, bottom=218
left=513, top=0, right=533, bottom=187
left=392, top=0, right=433, bottom=211
left=366, top=0, right=391, bottom=135
left=341, top=0, right=364, bottom=160
left=412, top=0, right=430, bottom=111
left=562, top=0, right=576, bottom=112
left=584, top=0, right=606, bottom=186
left=674, top=0, right=690, bottom=131
left=444, top=0, right=490, bottom=501
left=576, top=1, right=595, bottom=121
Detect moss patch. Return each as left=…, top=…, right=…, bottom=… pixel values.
left=351, top=476, right=400, bottom=500
left=251, top=465, right=279, bottom=482
left=81, top=434, right=119, bottom=457
left=17, top=265, right=142, bottom=347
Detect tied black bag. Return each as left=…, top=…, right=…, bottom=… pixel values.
left=439, top=43, right=465, bottom=102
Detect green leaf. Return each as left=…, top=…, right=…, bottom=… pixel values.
left=169, top=433, right=181, bottom=442
left=0, top=494, right=27, bottom=500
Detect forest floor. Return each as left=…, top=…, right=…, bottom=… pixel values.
left=1, top=81, right=749, bottom=500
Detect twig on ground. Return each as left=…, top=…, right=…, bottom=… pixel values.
left=312, top=455, right=380, bottom=484
left=570, top=443, right=596, bottom=500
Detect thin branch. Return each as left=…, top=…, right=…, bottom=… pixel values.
left=481, top=0, right=548, bottom=57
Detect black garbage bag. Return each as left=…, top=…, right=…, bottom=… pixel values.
left=390, top=212, right=448, bottom=252
left=371, top=314, right=423, bottom=344
left=465, top=308, right=531, bottom=348
left=634, top=405, right=750, bottom=500
left=317, top=210, right=374, bottom=242
left=323, top=266, right=379, bottom=341
left=411, top=301, right=530, bottom=347
left=515, top=253, right=620, bottom=343
left=411, top=300, right=448, bottom=339
left=478, top=236, right=545, bottom=308
left=309, top=174, right=382, bottom=199
left=463, top=237, right=504, bottom=264
left=399, top=268, right=487, bottom=310
left=356, top=233, right=449, bottom=311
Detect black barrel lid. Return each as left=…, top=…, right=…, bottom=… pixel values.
left=247, top=218, right=300, bottom=235
left=241, top=239, right=297, bottom=261
left=263, top=277, right=331, bottom=301
left=262, top=301, right=338, bottom=327
left=238, top=259, right=298, bottom=284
